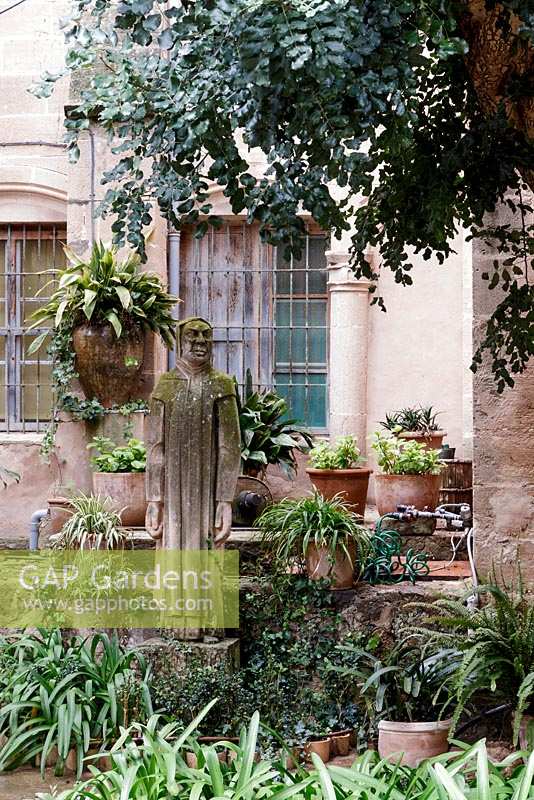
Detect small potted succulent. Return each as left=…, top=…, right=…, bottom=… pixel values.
left=371, top=432, right=443, bottom=515
left=306, top=435, right=372, bottom=516
left=256, top=492, right=371, bottom=589
left=88, top=436, right=147, bottom=526
left=380, top=406, right=446, bottom=451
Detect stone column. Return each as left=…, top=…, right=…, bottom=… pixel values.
left=472, top=197, right=534, bottom=584
left=327, top=250, right=373, bottom=454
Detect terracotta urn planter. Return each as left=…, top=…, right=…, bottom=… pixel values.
left=92, top=471, right=147, bottom=527
left=399, top=431, right=446, bottom=451
left=305, top=468, right=372, bottom=516
left=374, top=473, right=442, bottom=516
left=305, top=737, right=331, bottom=763
left=378, top=719, right=451, bottom=766
left=72, top=322, right=145, bottom=407
left=305, top=541, right=357, bottom=589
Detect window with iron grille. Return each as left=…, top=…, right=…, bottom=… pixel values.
left=0, top=225, right=66, bottom=432
left=176, top=223, right=329, bottom=431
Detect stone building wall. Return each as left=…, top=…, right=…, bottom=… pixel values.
left=472, top=200, right=534, bottom=583
left=0, top=0, right=70, bottom=543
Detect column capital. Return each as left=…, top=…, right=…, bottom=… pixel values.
left=326, top=250, right=374, bottom=292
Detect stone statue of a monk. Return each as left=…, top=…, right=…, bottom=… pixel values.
left=145, top=317, right=241, bottom=551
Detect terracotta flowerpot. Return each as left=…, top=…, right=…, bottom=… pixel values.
left=331, top=731, right=351, bottom=756
left=186, top=750, right=227, bottom=768
left=399, top=431, right=446, bottom=451
left=47, top=496, right=73, bottom=534
left=282, top=748, right=301, bottom=768
left=305, top=541, right=357, bottom=589
left=305, top=468, right=372, bottom=516
left=305, top=738, right=331, bottom=763
left=518, top=714, right=534, bottom=750
left=378, top=719, right=451, bottom=766
left=72, top=322, right=145, bottom=408
left=92, top=471, right=147, bottom=527
left=374, top=473, right=442, bottom=516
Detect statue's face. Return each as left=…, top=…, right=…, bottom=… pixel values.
left=181, top=320, right=213, bottom=367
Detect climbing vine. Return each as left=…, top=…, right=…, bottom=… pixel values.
left=40, top=327, right=148, bottom=460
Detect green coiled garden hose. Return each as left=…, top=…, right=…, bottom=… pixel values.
left=363, top=514, right=430, bottom=585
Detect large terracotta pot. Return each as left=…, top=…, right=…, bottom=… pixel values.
left=305, top=541, right=357, bottom=589
left=305, top=468, right=372, bottom=516
left=92, top=472, right=147, bottom=527
left=374, top=473, right=442, bottom=515
left=378, top=719, right=451, bottom=766
left=399, top=431, right=446, bottom=451
left=72, top=322, right=145, bottom=407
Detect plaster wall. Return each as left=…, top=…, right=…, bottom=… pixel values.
left=0, top=0, right=70, bottom=541
left=365, top=229, right=473, bottom=501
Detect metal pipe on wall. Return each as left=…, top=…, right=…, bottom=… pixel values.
left=167, top=228, right=181, bottom=369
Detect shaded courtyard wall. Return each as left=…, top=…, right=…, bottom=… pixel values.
left=0, top=1, right=473, bottom=540
left=472, top=200, right=534, bottom=583
left=0, top=0, right=69, bottom=544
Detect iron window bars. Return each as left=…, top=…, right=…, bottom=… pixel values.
left=0, top=224, right=66, bottom=432
left=176, top=224, right=329, bottom=430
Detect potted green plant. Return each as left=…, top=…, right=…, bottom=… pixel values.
left=410, top=574, right=534, bottom=749
left=28, top=242, right=177, bottom=407
left=380, top=406, right=446, bottom=451
left=256, top=493, right=371, bottom=589
left=329, top=639, right=457, bottom=766
left=237, top=376, right=313, bottom=480
left=88, top=436, right=147, bottom=527
left=0, top=629, right=151, bottom=778
left=50, top=492, right=130, bottom=549
left=306, top=435, right=372, bottom=516
left=371, top=432, right=443, bottom=515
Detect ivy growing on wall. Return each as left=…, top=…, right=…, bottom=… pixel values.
left=40, top=327, right=148, bottom=459
left=33, top=0, right=534, bottom=390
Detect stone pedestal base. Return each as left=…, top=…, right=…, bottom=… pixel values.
left=139, top=636, right=240, bottom=673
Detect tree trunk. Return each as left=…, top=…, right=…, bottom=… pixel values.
left=459, top=0, right=534, bottom=189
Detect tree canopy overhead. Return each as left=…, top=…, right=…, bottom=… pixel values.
left=37, top=0, right=534, bottom=390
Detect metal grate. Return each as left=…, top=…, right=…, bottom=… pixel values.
left=175, top=224, right=329, bottom=430
left=0, top=225, right=66, bottom=432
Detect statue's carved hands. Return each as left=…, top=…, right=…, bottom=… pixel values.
left=146, top=501, right=164, bottom=540
left=214, top=501, right=232, bottom=548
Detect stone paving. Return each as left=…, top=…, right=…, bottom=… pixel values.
left=0, top=769, right=77, bottom=800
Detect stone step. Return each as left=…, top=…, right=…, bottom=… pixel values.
left=394, top=557, right=473, bottom=580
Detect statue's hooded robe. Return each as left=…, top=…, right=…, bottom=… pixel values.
left=146, top=318, right=241, bottom=551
